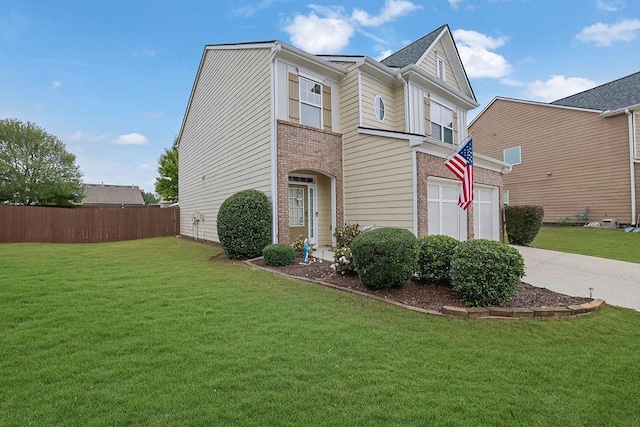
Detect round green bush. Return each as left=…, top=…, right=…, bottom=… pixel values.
left=350, top=227, right=418, bottom=289
left=217, top=189, right=272, bottom=260
left=505, top=205, right=544, bottom=246
left=417, top=235, right=460, bottom=286
left=451, top=239, right=525, bottom=307
left=263, top=243, right=295, bottom=266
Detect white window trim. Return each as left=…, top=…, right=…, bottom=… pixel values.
left=430, top=100, right=454, bottom=144
left=299, top=75, right=323, bottom=129
left=373, top=95, right=385, bottom=122
left=503, top=146, right=522, bottom=165
left=503, top=190, right=510, bottom=205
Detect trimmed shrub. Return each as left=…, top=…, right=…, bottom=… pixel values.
left=263, top=244, right=295, bottom=266
left=505, top=205, right=544, bottom=246
left=416, top=235, right=460, bottom=286
left=350, top=227, right=418, bottom=289
left=217, top=189, right=272, bottom=260
left=451, top=239, right=525, bottom=307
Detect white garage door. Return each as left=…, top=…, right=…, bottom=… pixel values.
left=427, top=178, right=467, bottom=241
left=473, top=185, right=499, bottom=240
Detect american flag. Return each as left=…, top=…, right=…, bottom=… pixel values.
left=444, top=138, right=474, bottom=210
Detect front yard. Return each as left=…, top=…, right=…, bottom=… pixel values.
left=1, top=237, right=639, bottom=426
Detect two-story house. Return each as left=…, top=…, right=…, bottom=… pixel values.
left=177, top=24, right=509, bottom=247
left=470, top=71, right=640, bottom=225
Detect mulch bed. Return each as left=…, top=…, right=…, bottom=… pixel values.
left=246, top=256, right=592, bottom=313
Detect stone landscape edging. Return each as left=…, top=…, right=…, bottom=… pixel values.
left=245, top=259, right=605, bottom=320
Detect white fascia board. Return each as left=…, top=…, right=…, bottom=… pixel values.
left=207, top=41, right=348, bottom=81
left=357, top=127, right=425, bottom=146
left=601, top=103, right=640, bottom=117
left=400, top=65, right=478, bottom=110
left=275, top=42, right=348, bottom=80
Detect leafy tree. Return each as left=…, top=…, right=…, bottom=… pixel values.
left=155, top=138, right=178, bottom=202
left=0, top=118, right=84, bottom=206
left=141, top=190, right=159, bottom=205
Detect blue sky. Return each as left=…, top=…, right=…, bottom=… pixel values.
left=1, top=0, right=639, bottom=193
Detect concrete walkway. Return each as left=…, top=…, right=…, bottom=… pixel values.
left=514, top=246, right=640, bottom=311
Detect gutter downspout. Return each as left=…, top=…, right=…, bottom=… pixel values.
left=398, top=73, right=418, bottom=236
left=626, top=109, right=637, bottom=225
left=270, top=44, right=281, bottom=243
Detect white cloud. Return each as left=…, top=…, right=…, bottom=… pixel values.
left=452, top=29, right=511, bottom=78
left=577, top=19, right=640, bottom=46
left=526, top=75, right=598, bottom=102
left=282, top=1, right=420, bottom=53
left=352, top=0, right=420, bottom=27
left=596, top=0, right=625, bottom=11
left=113, top=133, right=149, bottom=145
left=375, top=49, right=394, bottom=61
left=49, top=80, right=61, bottom=90
left=282, top=6, right=354, bottom=53
left=69, top=131, right=110, bottom=143
left=448, top=0, right=462, bottom=9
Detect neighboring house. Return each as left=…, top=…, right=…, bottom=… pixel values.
left=470, top=71, right=640, bottom=225
left=177, top=24, right=509, bottom=247
left=82, top=183, right=145, bottom=206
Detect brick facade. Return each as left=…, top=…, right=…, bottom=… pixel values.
left=416, top=151, right=504, bottom=241
left=276, top=120, right=343, bottom=244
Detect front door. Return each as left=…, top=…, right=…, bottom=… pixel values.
left=288, top=183, right=317, bottom=244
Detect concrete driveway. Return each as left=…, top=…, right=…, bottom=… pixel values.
left=514, top=246, right=640, bottom=311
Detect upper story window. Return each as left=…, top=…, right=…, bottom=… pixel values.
left=503, top=146, right=522, bottom=165
left=431, top=101, right=454, bottom=144
left=436, top=53, right=446, bottom=81
left=300, top=76, right=322, bottom=129
left=373, top=95, right=385, bottom=121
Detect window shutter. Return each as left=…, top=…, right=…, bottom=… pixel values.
left=323, top=84, right=332, bottom=131
left=288, top=73, right=300, bottom=123
left=424, top=97, right=431, bottom=136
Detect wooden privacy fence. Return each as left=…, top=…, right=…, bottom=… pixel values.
left=0, top=205, right=180, bottom=243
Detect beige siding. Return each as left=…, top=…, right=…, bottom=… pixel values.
left=418, top=40, right=461, bottom=93
left=360, top=72, right=398, bottom=131
left=470, top=99, right=633, bottom=223
left=179, top=47, right=273, bottom=241
left=337, top=61, right=414, bottom=230
left=343, top=133, right=414, bottom=230
left=635, top=111, right=640, bottom=159
left=316, top=174, right=332, bottom=246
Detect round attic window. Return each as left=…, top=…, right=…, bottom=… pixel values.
left=374, top=95, right=385, bottom=122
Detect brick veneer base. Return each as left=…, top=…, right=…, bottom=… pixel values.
left=277, top=120, right=343, bottom=244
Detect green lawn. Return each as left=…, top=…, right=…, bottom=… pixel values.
left=1, top=237, right=639, bottom=426
left=530, top=226, right=640, bottom=263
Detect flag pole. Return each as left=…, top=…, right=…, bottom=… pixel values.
left=444, top=132, right=473, bottom=160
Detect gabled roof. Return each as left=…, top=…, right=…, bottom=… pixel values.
left=83, top=183, right=145, bottom=205
left=551, top=71, right=640, bottom=111
left=380, top=25, right=447, bottom=68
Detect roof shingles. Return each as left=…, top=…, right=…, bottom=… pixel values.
left=551, top=71, right=640, bottom=111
